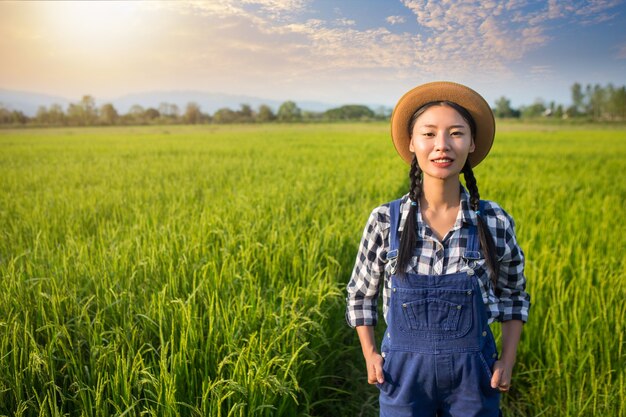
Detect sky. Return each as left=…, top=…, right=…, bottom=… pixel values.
left=1, top=0, right=626, bottom=109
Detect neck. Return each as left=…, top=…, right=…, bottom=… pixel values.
left=420, top=176, right=461, bottom=211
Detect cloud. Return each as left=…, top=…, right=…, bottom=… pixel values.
left=400, top=0, right=541, bottom=77
left=386, top=15, right=406, bottom=25
left=529, top=65, right=555, bottom=81
left=161, top=0, right=312, bottom=21
left=149, top=0, right=625, bottom=84
left=513, top=0, right=623, bottom=25
left=4, top=0, right=621, bottom=102
left=336, top=18, right=356, bottom=26
left=153, top=1, right=420, bottom=78
left=399, top=0, right=623, bottom=79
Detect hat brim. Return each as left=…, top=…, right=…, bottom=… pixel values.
left=391, top=81, right=495, bottom=167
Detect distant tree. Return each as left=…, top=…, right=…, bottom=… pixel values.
left=213, top=107, right=237, bottom=123
left=494, top=96, right=515, bottom=118
left=571, top=82, right=584, bottom=114
left=589, top=84, right=605, bottom=119
left=344, top=104, right=375, bottom=120
left=569, top=82, right=626, bottom=120
left=0, top=104, right=11, bottom=124
left=144, top=107, right=160, bottom=121
left=613, top=86, right=626, bottom=120
left=236, top=104, right=254, bottom=123
left=36, top=106, right=49, bottom=124
left=301, top=110, right=323, bottom=122
left=584, top=84, right=594, bottom=116
left=374, top=105, right=392, bottom=120
left=11, top=110, right=28, bottom=124
left=277, top=101, right=301, bottom=122
left=128, top=105, right=145, bottom=124
left=170, top=104, right=180, bottom=118
left=80, top=95, right=98, bottom=125
left=159, top=102, right=180, bottom=122
left=521, top=99, right=546, bottom=118
left=554, top=104, right=564, bottom=119
left=66, top=95, right=98, bottom=125
left=99, top=103, right=119, bottom=125
left=256, top=104, right=276, bottom=122
left=184, top=102, right=202, bottom=124
left=324, top=105, right=375, bottom=121
left=48, top=104, right=66, bottom=125
left=67, top=103, right=83, bottom=125
left=564, top=105, right=578, bottom=118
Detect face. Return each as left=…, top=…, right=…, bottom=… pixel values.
left=409, top=104, right=475, bottom=181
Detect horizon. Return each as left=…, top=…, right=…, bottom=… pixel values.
left=2, top=0, right=626, bottom=109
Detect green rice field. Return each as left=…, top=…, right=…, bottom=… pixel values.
left=1, top=122, right=625, bottom=416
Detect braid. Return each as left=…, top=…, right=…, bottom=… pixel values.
left=397, top=155, right=421, bottom=274
left=462, top=161, right=499, bottom=287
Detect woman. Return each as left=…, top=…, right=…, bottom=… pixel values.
left=346, top=81, right=530, bottom=417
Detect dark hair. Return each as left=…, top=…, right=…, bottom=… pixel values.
left=396, top=101, right=499, bottom=286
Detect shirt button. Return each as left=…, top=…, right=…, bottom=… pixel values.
left=456, top=305, right=462, bottom=310
left=467, top=269, right=475, bottom=276
left=387, top=333, right=391, bottom=338
left=467, top=290, right=472, bottom=295
left=492, top=353, right=497, bottom=359
left=393, top=288, right=396, bottom=292
left=402, top=303, right=407, bottom=308
left=381, top=352, right=386, bottom=358
left=482, top=331, right=487, bottom=337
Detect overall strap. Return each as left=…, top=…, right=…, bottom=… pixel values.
left=463, top=200, right=484, bottom=260
left=388, top=198, right=403, bottom=256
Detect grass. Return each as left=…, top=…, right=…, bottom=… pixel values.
left=0, top=122, right=624, bottom=416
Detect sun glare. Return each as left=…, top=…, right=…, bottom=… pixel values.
left=43, top=1, right=145, bottom=53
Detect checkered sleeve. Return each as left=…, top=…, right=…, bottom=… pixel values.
left=488, top=204, right=531, bottom=323
left=345, top=207, right=387, bottom=328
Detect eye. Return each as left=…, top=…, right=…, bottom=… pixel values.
left=451, top=131, right=464, bottom=137
left=422, top=132, right=435, bottom=137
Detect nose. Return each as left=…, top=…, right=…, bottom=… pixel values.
left=434, top=131, right=451, bottom=151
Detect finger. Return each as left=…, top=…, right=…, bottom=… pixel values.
left=367, top=362, right=380, bottom=384
left=490, top=367, right=502, bottom=389
left=367, top=363, right=377, bottom=384
left=498, top=376, right=511, bottom=392
left=374, top=362, right=385, bottom=384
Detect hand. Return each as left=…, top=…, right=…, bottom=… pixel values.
left=365, top=352, right=385, bottom=384
left=490, top=359, right=513, bottom=392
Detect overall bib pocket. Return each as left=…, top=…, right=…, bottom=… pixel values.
left=394, top=288, right=474, bottom=339
left=401, top=298, right=461, bottom=331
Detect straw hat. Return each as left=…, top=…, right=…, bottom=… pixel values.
left=390, top=81, right=495, bottom=167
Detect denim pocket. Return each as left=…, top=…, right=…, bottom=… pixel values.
left=478, top=351, right=495, bottom=380
left=395, top=288, right=473, bottom=339
left=376, top=351, right=393, bottom=394
left=401, top=298, right=462, bottom=331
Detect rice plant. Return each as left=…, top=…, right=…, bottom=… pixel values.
left=0, top=122, right=624, bottom=416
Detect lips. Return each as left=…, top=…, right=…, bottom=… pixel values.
left=431, top=157, right=454, bottom=168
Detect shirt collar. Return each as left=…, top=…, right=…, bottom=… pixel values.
left=397, top=186, right=478, bottom=233
left=460, top=187, right=479, bottom=227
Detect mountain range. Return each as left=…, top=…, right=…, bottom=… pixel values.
left=0, top=88, right=388, bottom=117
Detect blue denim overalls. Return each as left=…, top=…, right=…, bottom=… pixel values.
left=377, top=198, right=501, bottom=417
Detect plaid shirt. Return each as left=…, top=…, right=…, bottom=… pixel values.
left=346, top=189, right=530, bottom=327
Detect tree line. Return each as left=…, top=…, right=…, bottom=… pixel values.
left=493, top=82, right=626, bottom=120
left=1, top=82, right=624, bottom=127
left=0, top=96, right=388, bottom=127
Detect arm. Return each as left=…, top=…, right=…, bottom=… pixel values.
left=491, top=319, right=523, bottom=391
left=345, top=208, right=388, bottom=383
left=489, top=207, right=530, bottom=391
left=356, top=325, right=385, bottom=384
